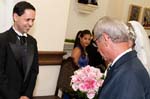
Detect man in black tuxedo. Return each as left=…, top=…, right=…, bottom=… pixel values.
left=0, top=1, right=39, bottom=99
left=93, top=16, right=150, bottom=99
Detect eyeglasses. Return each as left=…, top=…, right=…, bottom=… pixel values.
left=92, top=41, right=98, bottom=48
left=93, top=34, right=103, bottom=48
left=94, top=34, right=102, bottom=42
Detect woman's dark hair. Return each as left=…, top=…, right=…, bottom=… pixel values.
left=73, top=30, right=91, bottom=48
left=73, top=29, right=91, bottom=57
left=13, top=1, right=36, bottom=16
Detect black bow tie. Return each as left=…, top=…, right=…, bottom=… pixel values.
left=19, top=36, right=27, bottom=45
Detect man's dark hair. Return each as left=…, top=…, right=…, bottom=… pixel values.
left=13, top=1, right=36, bottom=16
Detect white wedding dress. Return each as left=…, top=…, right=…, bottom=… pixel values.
left=128, top=21, right=150, bottom=75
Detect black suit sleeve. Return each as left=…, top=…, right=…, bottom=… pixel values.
left=0, top=34, right=20, bottom=99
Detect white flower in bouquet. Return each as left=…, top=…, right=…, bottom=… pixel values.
left=70, top=65, right=104, bottom=99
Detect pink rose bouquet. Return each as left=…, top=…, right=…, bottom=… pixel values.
left=70, top=65, right=104, bottom=99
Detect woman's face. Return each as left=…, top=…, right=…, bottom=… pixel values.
left=80, top=34, right=91, bottom=48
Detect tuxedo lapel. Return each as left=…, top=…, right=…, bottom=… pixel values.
left=8, top=28, right=25, bottom=77
left=7, top=28, right=20, bottom=63
left=9, top=43, right=25, bottom=78
left=7, top=28, right=34, bottom=81
left=24, top=38, right=34, bottom=81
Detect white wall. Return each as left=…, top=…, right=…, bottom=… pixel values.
left=26, top=0, right=71, bottom=96
left=33, top=66, right=60, bottom=96
left=66, top=0, right=109, bottom=39
left=106, top=0, right=126, bottom=20
left=65, top=0, right=150, bottom=39
left=0, top=0, right=12, bottom=32
left=27, top=0, right=70, bottom=51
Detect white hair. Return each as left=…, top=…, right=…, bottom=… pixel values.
left=94, top=16, right=129, bottom=43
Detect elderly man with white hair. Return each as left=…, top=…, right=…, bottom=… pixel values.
left=94, top=16, right=150, bottom=99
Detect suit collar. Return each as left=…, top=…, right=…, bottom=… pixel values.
left=111, top=50, right=137, bottom=70
left=12, top=26, right=27, bottom=37
left=111, top=48, right=132, bottom=67
left=100, top=50, right=137, bottom=93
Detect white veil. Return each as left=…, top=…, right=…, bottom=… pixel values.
left=128, top=21, right=150, bottom=75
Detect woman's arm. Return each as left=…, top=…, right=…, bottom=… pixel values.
left=71, top=47, right=81, bottom=66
